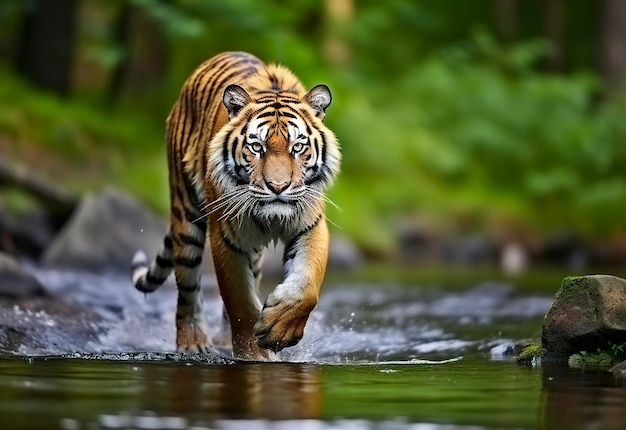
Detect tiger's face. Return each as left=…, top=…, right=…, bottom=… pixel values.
left=208, top=84, right=340, bottom=224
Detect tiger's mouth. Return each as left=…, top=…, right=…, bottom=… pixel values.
left=253, top=198, right=300, bottom=223
left=258, top=197, right=297, bottom=206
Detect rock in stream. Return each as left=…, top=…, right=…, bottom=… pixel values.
left=542, top=274, right=626, bottom=362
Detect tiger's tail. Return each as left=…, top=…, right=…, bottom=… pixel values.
left=131, top=231, right=174, bottom=294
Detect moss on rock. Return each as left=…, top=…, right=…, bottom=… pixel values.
left=516, top=342, right=544, bottom=365
left=568, top=351, right=614, bottom=369
left=554, top=276, right=585, bottom=300
left=567, top=341, right=626, bottom=369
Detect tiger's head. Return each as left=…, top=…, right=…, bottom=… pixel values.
left=208, top=68, right=340, bottom=225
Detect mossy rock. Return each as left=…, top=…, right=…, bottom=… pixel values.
left=541, top=275, right=626, bottom=363
left=515, top=342, right=544, bottom=365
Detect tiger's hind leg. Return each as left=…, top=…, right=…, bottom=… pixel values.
left=170, top=184, right=212, bottom=353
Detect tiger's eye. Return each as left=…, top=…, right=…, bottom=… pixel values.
left=292, top=142, right=304, bottom=154
left=249, top=142, right=263, bottom=154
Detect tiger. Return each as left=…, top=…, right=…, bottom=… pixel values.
left=130, top=51, right=341, bottom=360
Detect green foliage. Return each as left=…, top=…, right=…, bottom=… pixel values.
left=0, top=68, right=169, bottom=213
left=0, top=68, right=159, bottom=154
left=3, top=1, right=626, bottom=255
left=568, top=342, right=626, bottom=369
left=568, top=351, right=614, bottom=369
left=609, top=341, right=626, bottom=360
left=325, top=32, right=626, bottom=250
left=132, top=0, right=205, bottom=39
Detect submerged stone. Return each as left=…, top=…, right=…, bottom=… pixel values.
left=541, top=275, right=626, bottom=362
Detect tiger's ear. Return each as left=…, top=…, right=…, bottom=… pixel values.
left=304, top=84, right=332, bottom=119
left=223, top=84, right=251, bottom=119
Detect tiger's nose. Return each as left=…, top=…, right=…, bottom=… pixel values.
left=265, top=179, right=290, bottom=195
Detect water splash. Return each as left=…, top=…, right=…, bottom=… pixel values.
left=22, top=268, right=552, bottom=363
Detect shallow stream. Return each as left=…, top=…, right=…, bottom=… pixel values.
left=0, top=269, right=624, bottom=429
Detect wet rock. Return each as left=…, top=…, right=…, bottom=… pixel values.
left=541, top=275, right=626, bottom=362
left=41, top=187, right=166, bottom=271
left=0, top=252, right=47, bottom=298
left=0, top=297, right=102, bottom=355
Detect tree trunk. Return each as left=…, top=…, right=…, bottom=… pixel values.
left=599, top=0, right=626, bottom=92
left=494, top=0, right=518, bottom=45
left=15, top=0, right=77, bottom=96
left=544, top=0, right=566, bottom=72
left=108, top=2, right=168, bottom=103
left=108, top=1, right=133, bottom=103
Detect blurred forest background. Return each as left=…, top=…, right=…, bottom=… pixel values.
left=1, top=0, right=626, bottom=271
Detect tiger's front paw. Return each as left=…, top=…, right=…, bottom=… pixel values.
left=176, top=320, right=212, bottom=353
left=232, top=339, right=279, bottom=361
left=253, top=288, right=317, bottom=352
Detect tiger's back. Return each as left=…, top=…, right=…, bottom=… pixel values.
left=168, top=52, right=263, bottom=198
left=132, top=51, right=340, bottom=360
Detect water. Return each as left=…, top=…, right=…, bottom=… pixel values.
left=0, top=269, right=625, bottom=429
left=1, top=355, right=625, bottom=429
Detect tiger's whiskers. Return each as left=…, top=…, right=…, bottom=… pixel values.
left=192, top=185, right=249, bottom=223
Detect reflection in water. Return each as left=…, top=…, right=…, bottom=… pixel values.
left=0, top=359, right=321, bottom=429
left=540, top=364, right=626, bottom=430
left=2, top=356, right=626, bottom=429
left=141, top=363, right=321, bottom=420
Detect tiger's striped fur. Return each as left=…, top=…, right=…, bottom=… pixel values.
left=131, top=52, right=340, bottom=360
